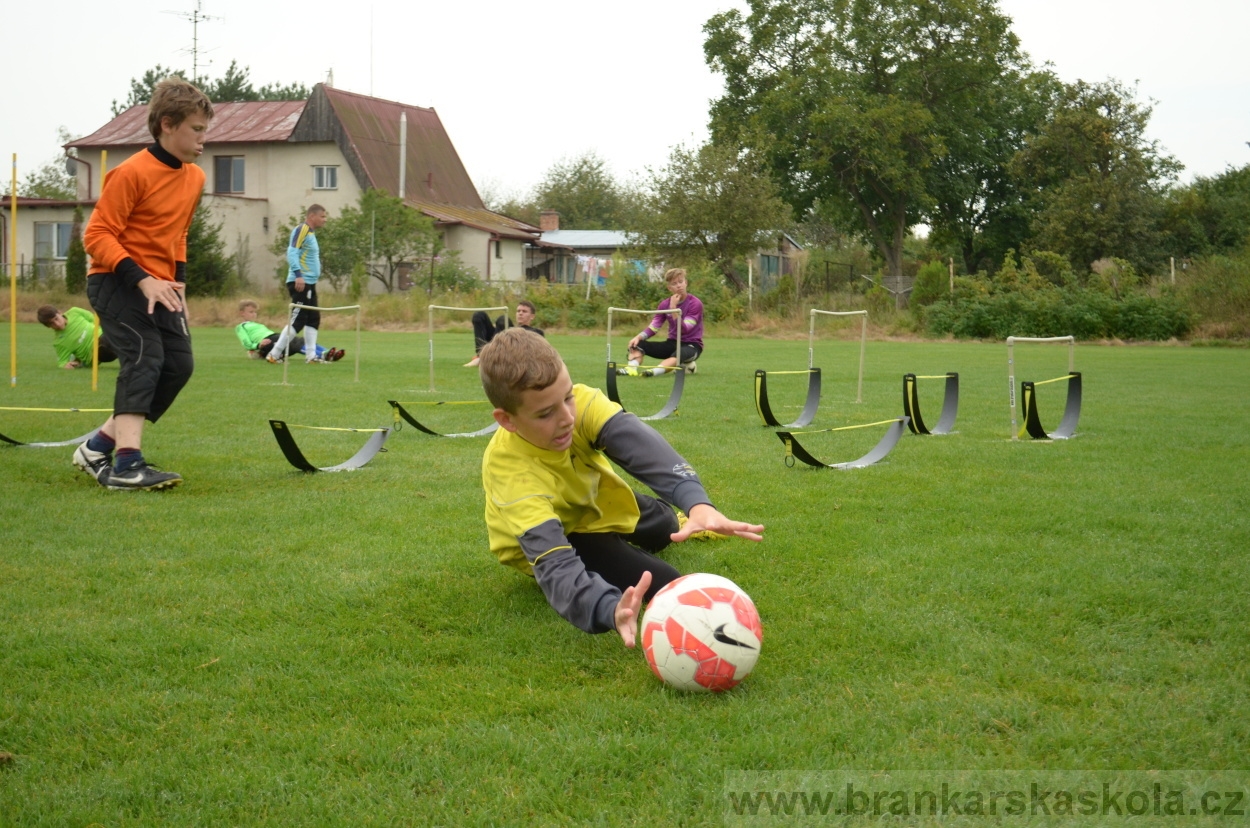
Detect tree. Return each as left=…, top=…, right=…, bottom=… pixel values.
left=112, top=65, right=180, bottom=115
left=19, top=128, right=78, bottom=200
left=201, top=61, right=311, bottom=102
left=632, top=142, right=792, bottom=290
left=926, top=70, right=1060, bottom=275
left=112, top=62, right=309, bottom=113
left=534, top=151, right=626, bottom=229
left=276, top=190, right=439, bottom=294
left=1011, top=79, right=1180, bottom=272
left=1161, top=164, right=1250, bottom=258
left=64, top=206, right=87, bottom=293
left=704, top=0, right=1038, bottom=283
left=185, top=202, right=237, bottom=296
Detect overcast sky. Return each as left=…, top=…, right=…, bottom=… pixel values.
left=4, top=0, right=1248, bottom=200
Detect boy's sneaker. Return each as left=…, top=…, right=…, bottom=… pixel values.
left=676, top=510, right=732, bottom=541
left=306, top=357, right=327, bottom=364
left=106, top=462, right=182, bottom=491
left=464, top=356, right=480, bottom=368
left=327, top=348, right=345, bottom=362
left=266, top=353, right=283, bottom=364
left=681, top=361, right=698, bottom=374
left=616, top=365, right=639, bottom=377
left=72, top=442, right=113, bottom=483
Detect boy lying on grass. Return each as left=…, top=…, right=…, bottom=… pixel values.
left=478, top=327, right=764, bottom=646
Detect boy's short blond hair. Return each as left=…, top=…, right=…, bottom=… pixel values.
left=238, top=299, right=259, bottom=312
left=480, top=328, right=564, bottom=414
left=664, top=268, right=687, bottom=286
left=148, top=77, right=214, bottom=141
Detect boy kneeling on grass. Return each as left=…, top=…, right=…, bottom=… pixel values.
left=478, top=327, right=764, bottom=646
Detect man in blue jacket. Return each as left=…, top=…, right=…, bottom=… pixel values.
left=268, top=205, right=328, bottom=364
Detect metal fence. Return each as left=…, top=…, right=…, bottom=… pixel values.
left=0, top=261, right=69, bottom=290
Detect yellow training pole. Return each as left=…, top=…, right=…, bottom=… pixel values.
left=9, top=154, right=17, bottom=388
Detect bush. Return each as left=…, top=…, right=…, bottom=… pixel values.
left=185, top=203, right=237, bottom=297
left=64, top=207, right=87, bottom=294
left=911, top=260, right=948, bottom=307
left=567, top=292, right=607, bottom=330
left=430, top=251, right=481, bottom=292
left=924, top=287, right=1190, bottom=340
left=1177, top=253, right=1250, bottom=338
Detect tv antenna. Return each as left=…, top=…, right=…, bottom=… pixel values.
left=163, top=0, right=222, bottom=85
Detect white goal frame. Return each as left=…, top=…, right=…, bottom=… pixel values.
left=606, top=305, right=682, bottom=366
left=1006, top=335, right=1075, bottom=440
left=279, top=302, right=362, bottom=386
left=808, top=309, right=867, bottom=404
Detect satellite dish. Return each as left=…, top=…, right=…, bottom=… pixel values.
left=65, top=156, right=77, bottom=176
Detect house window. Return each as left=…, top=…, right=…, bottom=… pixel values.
left=313, top=166, right=338, bottom=190
left=213, top=156, right=245, bottom=194
left=495, top=240, right=502, bottom=259
left=34, top=222, right=73, bottom=260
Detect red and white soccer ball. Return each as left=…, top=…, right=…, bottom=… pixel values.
left=641, top=573, right=762, bottom=692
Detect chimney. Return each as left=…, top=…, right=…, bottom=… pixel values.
left=540, top=210, right=560, bottom=232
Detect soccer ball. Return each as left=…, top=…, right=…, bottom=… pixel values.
left=641, top=573, right=762, bottom=692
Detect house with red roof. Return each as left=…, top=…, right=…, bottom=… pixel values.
left=3, top=83, right=542, bottom=292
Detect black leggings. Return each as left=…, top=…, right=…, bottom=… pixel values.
left=567, top=493, right=681, bottom=602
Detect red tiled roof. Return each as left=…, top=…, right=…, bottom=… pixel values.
left=409, top=199, right=540, bottom=241
left=70, top=101, right=306, bottom=148
left=319, top=87, right=483, bottom=209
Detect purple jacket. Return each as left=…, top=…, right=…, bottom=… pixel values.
left=642, top=293, right=704, bottom=349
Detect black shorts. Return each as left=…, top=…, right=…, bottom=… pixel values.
left=637, top=339, right=701, bottom=364
left=87, top=274, right=193, bottom=422
left=287, top=281, right=320, bottom=331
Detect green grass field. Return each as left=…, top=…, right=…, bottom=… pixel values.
left=2, top=321, right=1247, bottom=826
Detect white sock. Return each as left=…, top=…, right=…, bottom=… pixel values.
left=270, top=327, right=293, bottom=358
left=648, top=367, right=668, bottom=376
left=628, top=359, right=640, bottom=367
left=303, top=327, right=319, bottom=359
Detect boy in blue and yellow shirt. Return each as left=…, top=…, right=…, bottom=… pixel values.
left=478, top=327, right=764, bottom=647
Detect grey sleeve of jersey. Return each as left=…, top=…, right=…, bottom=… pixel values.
left=519, top=519, right=620, bottom=634
left=596, top=411, right=712, bottom=515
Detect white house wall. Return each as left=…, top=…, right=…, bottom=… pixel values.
left=204, top=141, right=360, bottom=292
left=440, top=225, right=528, bottom=284
left=0, top=203, right=83, bottom=273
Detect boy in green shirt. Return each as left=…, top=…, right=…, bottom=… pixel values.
left=235, top=299, right=343, bottom=361
left=478, top=327, right=764, bottom=647
left=37, top=305, right=117, bottom=369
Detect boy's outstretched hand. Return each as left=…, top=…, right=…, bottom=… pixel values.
left=139, top=276, right=185, bottom=314
left=672, top=503, right=765, bottom=543
left=615, top=570, right=653, bottom=648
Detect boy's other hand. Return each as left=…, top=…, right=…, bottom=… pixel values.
left=615, top=570, right=652, bottom=648
left=672, top=503, right=765, bottom=543
left=139, top=276, right=185, bottom=314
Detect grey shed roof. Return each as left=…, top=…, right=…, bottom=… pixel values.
left=538, top=230, right=634, bottom=249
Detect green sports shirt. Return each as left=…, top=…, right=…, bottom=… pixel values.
left=52, top=307, right=100, bottom=367
left=235, top=320, right=277, bottom=352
